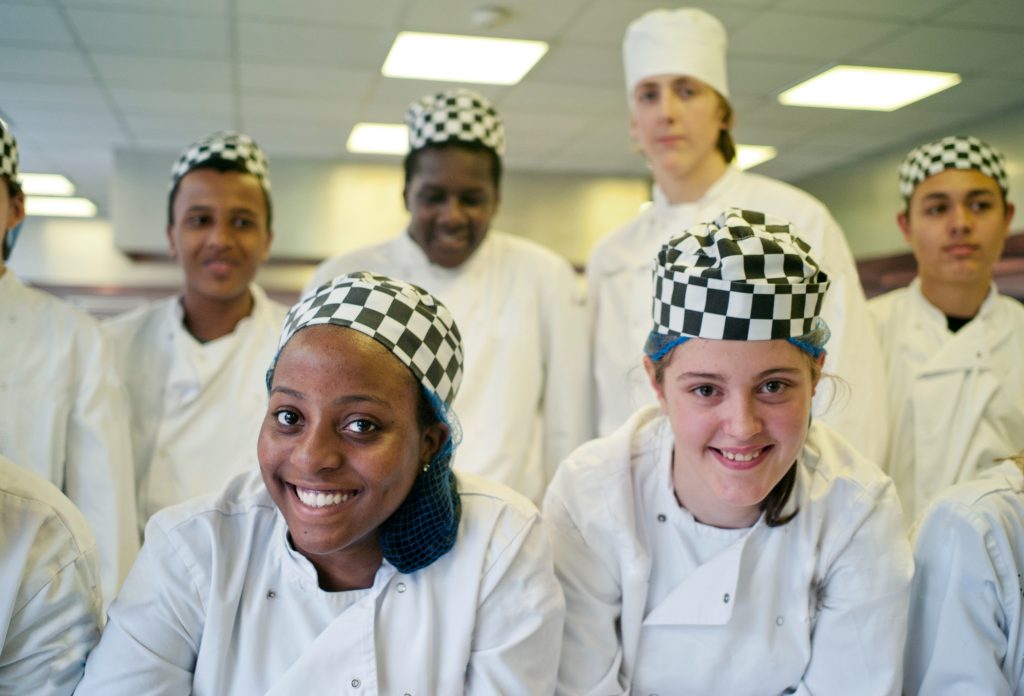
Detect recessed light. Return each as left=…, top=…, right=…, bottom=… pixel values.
left=736, top=145, right=777, bottom=171
left=20, top=173, right=75, bottom=196
left=25, top=196, right=97, bottom=218
left=382, top=31, right=548, bottom=85
left=778, top=66, right=961, bottom=111
left=346, top=123, right=409, bottom=155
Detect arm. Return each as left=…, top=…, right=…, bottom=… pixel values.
left=0, top=524, right=102, bottom=696
left=539, top=262, right=593, bottom=485
left=63, top=328, right=139, bottom=607
left=795, top=480, right=913, bottom=695
left=466, top=512, right=565, bottom=696
left=543, top=486, right=627, bottom=696
left=75, top=522, right=204, bottom=695
left=904, top=501, right=1014, bottom=696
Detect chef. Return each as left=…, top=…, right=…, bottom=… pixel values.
left=0, top=116, right=137, bottom=606
left=589, top=7, right=889, bottom=463
left=547, top=209, right=912, bottom=695
left=870, top=135, right=1024, bottom=520
left=78, top=272, right=565, bottom=695
left=105, top=131, right=287, bottom=529
left=307, top=89, right=591, bottom=504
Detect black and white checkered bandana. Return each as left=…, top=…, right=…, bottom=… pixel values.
left=899, top=135, right=1007, bottom=200
left=271, top=272, right=463, bottom=407
left=0, top=117, right=18, bottom=185
left=651, top=208, right=830, bottom=341
left=406, top=88, right=505, bottom=157
left=170, top=131, right=271, bottom=191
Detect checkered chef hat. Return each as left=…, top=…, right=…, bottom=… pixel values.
left=651, top=208, right=830, bottom=342
left=624, top=8, right=729, bottom=99
left=270, top=272, right=464, bottom=407
left=170, top=131, right=271, bottom=191
left=405, top=88, right=505, bottom=157
left=899, top=135, right=1008, bottom=200
left=0, top=117, right=18, bottom=185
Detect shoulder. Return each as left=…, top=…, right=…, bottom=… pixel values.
left=587, top=211, right=650, bottom=275
left=992, top=292, right=1024, bottom=320
left=489, top=232, right=573, bottom=269
left=0, top=455, right=97, bottom=554
left=867, top=287, right=911, bottom=322
left=311, top=238, right=403, bottom=286
left=919, top=462, right=1024, bottom=538
left=104, top=296, right=174, bottom=340
left=799, top=422, right=898, bottom=508
left=733, top=171, right=829, bottom=212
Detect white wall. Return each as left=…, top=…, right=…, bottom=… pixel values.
left=795, top=106, right=1024, bottom=259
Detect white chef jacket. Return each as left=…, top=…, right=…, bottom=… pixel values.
left=0, top=453, right=102, bottom=696
left=543, top=406, right=912, bottom=696
left=105, top=284, right=287, bottom=528
left=307, top=231, right=591, bottom=504
left=905, top=460, right=1024, bottom=695
left=588, top=166, right=889, bottom=462
left=0, top=270, right=137, bottom=608
left=76, top=470, right=565, bottom=696
left=869, top=279, right=1024, bottom=521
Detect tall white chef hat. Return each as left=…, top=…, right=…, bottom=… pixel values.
left=623, top=8, right=730, bottom=100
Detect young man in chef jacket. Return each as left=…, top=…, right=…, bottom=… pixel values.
left=870, top=135, right=1024, bottom=522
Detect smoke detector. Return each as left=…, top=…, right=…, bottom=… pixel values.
left=471, top=5, right=510, bottom=29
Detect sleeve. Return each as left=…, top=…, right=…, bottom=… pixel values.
left=75, top=521, right=205, bottom=695
left=543, top=478, right=628, bottom=696
left=465, top=511, right=566, bottom=696
left=539, top=261, right=594, bottom=485
left=0, top=531, right=102, bottom=696
left=62, top=327, right=139, bottom=608
left=811, top=213, right=891, bottom=465
left=793, top=479, right=913, bottom=695
left=903, top=501, right=1013, bottom=696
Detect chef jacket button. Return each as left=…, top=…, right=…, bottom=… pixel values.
left=298, top=580, right=308, bottom=590
left=266, top=590, right=276, bottom=600
left=776, top=616, right=784, bottom=626
left=723, top=593, right=730, bottom=604
left=396, top=582, right=407, bottom=593
left=656, top=514, right=666, bottom=523
left=351, top=678, right=361, bottom=688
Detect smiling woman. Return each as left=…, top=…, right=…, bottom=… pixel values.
left=77, top=272, right=565, bottom=695
left=545, top=208, right=913, bottom=695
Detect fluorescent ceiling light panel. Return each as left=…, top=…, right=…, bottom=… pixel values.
left=778, top=66, right=960, bottom=111
left=736, top=145, right=777, bottom=171
left=20, top=173, right=75, bottom=196
left=25, top=196, right=97, bottom=218
left=382, top=31, right=548, bottom=84
left=346, top=123, right=409, bottom=155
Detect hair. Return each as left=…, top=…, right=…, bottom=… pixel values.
left=651, top=338, right=823, bottom=527
left=166, top=159, right=273, bottom=227
left=4, top=175, right=21, bottom=200
left=714, top=92, right=736, bottom=164
left=403, top=141, right=503, bottom=191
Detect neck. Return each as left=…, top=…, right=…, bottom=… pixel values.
left=656, top=156, right=729, bottom=205
left=309, top=541, right=383, bottom=592
left=180, top=289, right=254, bottom=342
left=672, top=450, right=760, bottom=529
left=918, top=277, right=990, bottom=320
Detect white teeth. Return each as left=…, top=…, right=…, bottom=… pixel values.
left=721, top=449, right=762, bottom=462
left=295, top=487, right=353, bottom=508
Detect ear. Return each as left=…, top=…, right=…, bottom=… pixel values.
left=811, top=352, right=826, bottom=394
left=896, top=210, right=911, bottom=244
left=166, top=224, right=179, bottom=259
left=1003, top=201, right=1016, bottom=232
left=6, top=190, right=25, bottom=230
left=643, top=355, right=667, bottom=407
left=260, top=226, right=273, bottom=263
left=420, top=421, right=449, bottom=465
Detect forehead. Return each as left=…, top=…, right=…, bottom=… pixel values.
left=911, top=168, right=1002, bottom=201
left=173, top=168, right=266, bottom=208
left=667, top=337, right=808, bottom=376
left=277, top=325, right=418, bottom=391
left=633, top=73, right=708, bottom=91
left=409, top=146, right=495, bottom=189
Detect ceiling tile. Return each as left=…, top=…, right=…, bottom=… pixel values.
left=58, top=0, right=228, bottom=16
left=561, top=0, right=766, bottom=44
left=0, top=80, right=110, bottom=112
left=110, top=86, right=234, bottom=120
left=858, top=25, right=1019, bottom=73
left=239, top=62, right=374, bottom=100
left=775, top=0, right=954, bottom=20
left=727, top=56, right=824, bottom=101
left=240, top=94, right=362, bottom=127
left=0, top=46, right=91, bottom=81
left=527, top=42, right=624, bottom=88
left=238, top=0, right=405, bottom=28
left=93, top=54, right=232, bottom=89
left=401, top=0, right=592, bottom=40
left=729, top=11, right=900, bottom=62
left=499, top=81, right=628, bottom=117
left=934, top=0, right=1024, bottom=30
left=239, top=19, right=393, bottom=69
left=67, top=8, right=230, bottom=58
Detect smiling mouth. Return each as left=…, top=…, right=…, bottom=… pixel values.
left=711, top=446, right=772, bottom=470
left=293, top=485, right=359, bottom=509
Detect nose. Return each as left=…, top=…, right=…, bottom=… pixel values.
left=724, top=395, right=763, bottom=441
left=438, top=196, right=468, bottom=226
left=949, top=203, right=973, bottom=237
left=204, top=217, right=234, bottom=248
left=290, top=421, right=342, bottom=473
left=658, top=90, right=680, bottom=122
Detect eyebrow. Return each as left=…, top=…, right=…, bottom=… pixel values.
left=675, top=366, right=803, bottom=382
left=921, top=188, right=998, bottom=201
left=269, top=387, right=390, bottom=407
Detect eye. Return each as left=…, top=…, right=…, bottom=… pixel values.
left=418, top=190, right=446, bottom=205
left=923, top=203, right=947, bottom=216
left=461, top=193, right=486, bottom=207
left=344, top=418, right=379, bottom=434
left=274, top=409, right=300, bottom=427
left=185, top=213, right=212, bottom=227
left=761, top=380, right=786, bottom=394
left=691, top=384, right=719, bottom=398
left=969, top=200, right=994, bottom=213
left=232, top=216, right=256, bottom=229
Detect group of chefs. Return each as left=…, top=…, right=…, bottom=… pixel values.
left=1, top=5, right=1022, bottom=695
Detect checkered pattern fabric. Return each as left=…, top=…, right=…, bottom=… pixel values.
left=0, top=117, right=18, bottom=184
left=899, top=135, right=1008, bottom=199
left=170, top=131, right=271, bottom=191
left=406, top=88, right=505, bottom=156
left=274, top=272, right=463, bottom=407
left=651, top=208, right=830, bottom=341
